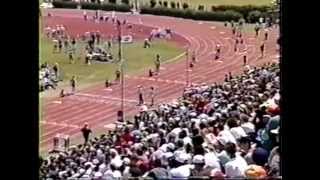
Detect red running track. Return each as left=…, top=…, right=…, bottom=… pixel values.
left=40, top=9, right=279, bottom=152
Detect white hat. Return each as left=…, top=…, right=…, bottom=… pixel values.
left=84, top=162, right=94, bottom=168
left=174, top=116, right=181, bottom=121
left=180, top=106, right=187, bottom=111
left=123, top=157, right=131, bottom=165
left=201, top=118, right=208, bottom=124
left=192, top=155, right=205, bottom=164
left=93, top=159, right=99, bottom=165
left=208, top=116, right=217, bottom=121
left=140, top=105, right=148, bottom=112
left=191, top=118, right=200, bottom=124
left=199, top=113, right=208, bottom=119
left=167, top=143, right=175, bottom=150
left=79, top=168, right=86, bottom=174
left=190, top=112, right=197, bottom=117
left=97, top=149, right=103, bottom=155
left=175, top=152, right=189, bottom=163
left=94, top=171, right=103, bottom=178
left=160, top=144, right=168, bottom=152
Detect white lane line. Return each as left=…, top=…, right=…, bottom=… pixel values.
left=125, top=76, right=186, bottom=85
left=40, top=121, right=80, bottom=128
left=52, top=101, right=62, bottom=104
left=103, top=88, right=113, bottom=91
left=104, top=123, right=116, bottom=129
left=75, top=93, right=138, bottom=103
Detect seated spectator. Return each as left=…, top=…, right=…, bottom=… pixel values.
left=224, top=142, right=248, bottom=178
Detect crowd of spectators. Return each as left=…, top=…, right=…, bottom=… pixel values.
left=39, top=62, right=281, bottom=180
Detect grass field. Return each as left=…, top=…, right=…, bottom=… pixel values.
left=39, top=36, right=183, bottom=94
left=139, top=0, right=272, bottom=8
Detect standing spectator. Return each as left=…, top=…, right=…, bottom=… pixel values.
left=58, top=39, right=62, bottom=53
left=52, top=63, right=59, bottom=79
left=60, top=89, right=65, bottom=98
left=64, top=39, right=69, bottom=54
left=107, top=39, right=112, bottom=50
left=115, top=69, right=121, bottom=82
left=70, top=76, right=76, bottom=93
left=255, top=24, right=260, bottom=37
left=95, top=10, right=99, bottom=20
left=155, top=54, right=161, bottom=75
left=149, top=86, right=155, bottom=107
left=264, top=29, right=269, bottom=41
left=81, top=123, right=92, bottom=145
left=71, top=38, right=76, bottom=50
left=137, top=85, right=144, bottom=106
left=68, top=51, right=74, bottom=64
left=53, top=40, right=58, bottom=53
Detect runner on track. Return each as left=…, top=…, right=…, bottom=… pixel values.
left=234, top=38, right=239, bottom=52
left=149, top=86, right=155, bottom=107
left=260, top=42, right=265, bottom=58
left=215, top=44, right=221, bottom=60
left=192, top=51, right=196, bottom=63
left=243, top=54, right=247, bottom=66
left=137, top=85, right=144, bottom=106
left=83, top=10, right=87, bottom=21
left=70, top=76, right=76, bottom=94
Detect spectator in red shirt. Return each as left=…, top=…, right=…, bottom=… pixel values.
left=121, top=127, right=134, bottom=144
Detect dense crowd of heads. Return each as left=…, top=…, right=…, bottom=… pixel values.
left=40, top=63, right=281, bottom=180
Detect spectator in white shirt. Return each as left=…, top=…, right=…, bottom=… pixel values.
left=224, top=142, right=248, bottom=178
left=227, top=118, right=247, bottom=141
